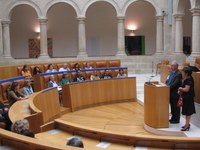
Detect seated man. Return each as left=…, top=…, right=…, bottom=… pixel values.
left=59, top=63, right=70, bottom=72
left=47, top=75, right=59, bottom=88
left=73, top=69, right=85, bottom=82
left=66, top=137, right=84, bottom=148
left=101, top=69, right=112, bottom=79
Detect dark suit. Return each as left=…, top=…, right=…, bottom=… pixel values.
left=166, top=70, right=182, bottom=122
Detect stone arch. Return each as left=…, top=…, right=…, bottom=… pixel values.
left=122, top=0, right=160, bottom=16
left=44, top=0, right=80, bottom=17
left=82, top=0, right=120, bottom=17
left=4, top=0, right=41, bottom=20
left=194, top=0, right=200, bottom=9
left=174, top=0, right=192, bottom=14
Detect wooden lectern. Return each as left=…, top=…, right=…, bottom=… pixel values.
left=144, top=82, right=169, bottom=128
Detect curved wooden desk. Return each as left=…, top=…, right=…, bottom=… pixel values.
left=9, top=87, right=61, bottom=133
left=62, top=77, right=137, bottom=111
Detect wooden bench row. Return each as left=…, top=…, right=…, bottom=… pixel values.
left=34, top=67, right=128, bottom=92
left=0, top=59, right=121, bottom=80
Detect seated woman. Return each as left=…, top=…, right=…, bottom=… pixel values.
left=73, top=63, right=81, bottom=71
left=22, top=80, right=34, bottom=96
left=117, top=69, right=127, bottom=78
left=84, top=62, right=93, bottom=70
left=90, top=70, right=100, bottom=80
left=60, top=73, right=72, bottom=85
left=32, top=66, right=42, bottom=76
left=21, top=64, right=32, bottom=79
left=46, top=64, right=57, bottom=73
left=101, top=69, right=112, bottom=79
left=47, top=75, right=59, bottom=88
left=8, top=82, right=28, bottom=106
left=73, top=69, right=85, bottom=82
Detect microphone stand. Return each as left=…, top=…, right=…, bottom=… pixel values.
left=147, top=61, right=155, bottom=85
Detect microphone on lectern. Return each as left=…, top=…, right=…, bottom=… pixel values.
left=147, top=61, right=155, bottom=85
left=151, top=61, right=154, bottom=77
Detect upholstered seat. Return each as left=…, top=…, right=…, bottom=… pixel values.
left=96, top=61, right=107, bottom=68
left=0, top=82, right=11, bottom=106
left=195, top=57, right=200, bottom=70
left=108, top=60, right=120, bottom=68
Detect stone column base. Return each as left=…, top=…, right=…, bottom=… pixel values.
left=39, top=53, right=49, bottom=58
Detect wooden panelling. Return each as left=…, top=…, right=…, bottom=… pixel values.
left=32, top=88, right=61, bottom=123
left=62, top=78, right=136, bottom=111
left=144, top=83, right=169, bottom=128
left=192, top=72, right=200, bottom=103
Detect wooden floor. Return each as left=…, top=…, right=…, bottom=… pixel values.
left=36, top=102, right=171, bottom=150
left=58, top=102, right=152, bottom=136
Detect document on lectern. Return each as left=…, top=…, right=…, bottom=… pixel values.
left=152, top=82, right=166, bottom=87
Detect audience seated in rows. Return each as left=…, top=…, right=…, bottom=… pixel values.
left=46, top=64, right=57, bottom=73
left=8, top=82, right=28, bottom=106
left=101, top=69, right=112, bottom=79
left=73, top=69, right=85, bottom=82
left=90, top=70, right=100, bottom=80
left=59, top=63, right=70, bottom=72
left=117, top=69, right=127, bottom=78
left=11, top=119, right=34, bottom=138
left=21, top=64, right=32, bottom=79
left=32, top=66, right=42, bottom=76
left=22, top=79, right=34, bottom=96
left=60, top=73, right=72, bottom=85
left=66, top=137, right=84, bottom=148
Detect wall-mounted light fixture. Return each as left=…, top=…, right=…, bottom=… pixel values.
left=127, top=24, right=137, bottom=36
left=35, top=26, right=40, bottom=39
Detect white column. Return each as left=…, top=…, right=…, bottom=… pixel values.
left=191, top=8, right=200, bottom=56
left=174, top=14, right=184, bottom=54
left=116, top=16, right=126, bottom=56
left=39, top=18, right=49, bottom=58
left=77, top=17, right=87, bottom=57
left=2, top=20, right=12, bottom=58
left=155, top=16, right=164, bottom=54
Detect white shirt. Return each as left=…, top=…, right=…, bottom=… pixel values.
left=59, top=67, right=70, bottom=72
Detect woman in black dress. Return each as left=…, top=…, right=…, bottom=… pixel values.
left=178, top=67, right=196, bottom=131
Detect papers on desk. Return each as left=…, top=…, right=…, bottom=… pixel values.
left=57, top=86, right=62, bottom=91
left=20, top=109, right=30, bottom=113
left=96, top=141, right=112, bottom=149
left=22, top=103, right=29, bottom=107
left=135, top=147, right=148, bottom=150
left=152, top=83, right=166, bottom=87
left=48, top=129, right=61, bottom=135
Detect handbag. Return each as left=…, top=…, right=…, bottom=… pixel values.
left=177, top=94, right=183, bottom=107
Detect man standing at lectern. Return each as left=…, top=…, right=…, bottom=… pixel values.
left=166, top=61, right=182, bottom=124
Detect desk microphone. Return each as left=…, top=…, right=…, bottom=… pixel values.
left=147, top=75, right=155, bottom=85
left=151, top=61, right=154, bottom=77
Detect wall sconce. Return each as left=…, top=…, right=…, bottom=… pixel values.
left=35, top=26, right=40, bottom=39
left=127, top=25, right=137, bottom=36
